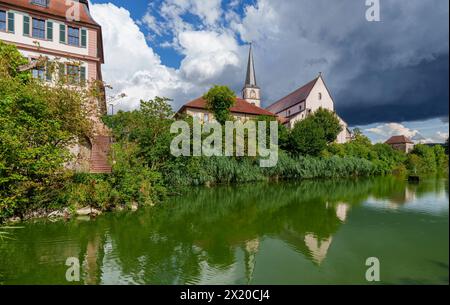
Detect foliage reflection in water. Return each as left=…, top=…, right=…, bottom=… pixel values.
left=0, top=176, right=448, bottom=285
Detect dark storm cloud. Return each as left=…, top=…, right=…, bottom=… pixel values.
left=241, top=0, right=449, bottom=126
left=336, top=54, right=449, bottom=125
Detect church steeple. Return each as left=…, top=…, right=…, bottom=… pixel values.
left=245, top=43, right=257, bottom=87
left=242, top=43, right=261, bottom=107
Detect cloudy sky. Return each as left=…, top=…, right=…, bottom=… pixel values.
left=89, top=0, right=449, bottom=143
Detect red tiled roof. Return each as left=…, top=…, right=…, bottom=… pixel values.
left=0, top=0, right=99, bottom=26
left=385, top=135, right=414, bottom=144
left=266, top=77, right=319, bottom=114
left=179, top=97, right=276, bottom=117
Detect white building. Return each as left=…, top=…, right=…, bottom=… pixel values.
left=266, top=73, right=352, bottom=144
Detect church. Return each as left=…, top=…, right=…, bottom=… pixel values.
left=177, top=45, right=352, bottom=144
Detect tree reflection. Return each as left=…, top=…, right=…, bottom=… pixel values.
left=0, top=176, right=446, bottom=284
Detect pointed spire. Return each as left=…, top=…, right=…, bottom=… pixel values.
left=245, top=43, right=257, bottom=87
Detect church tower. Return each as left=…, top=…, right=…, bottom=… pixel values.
left=242, top=44, right=261, bottom=107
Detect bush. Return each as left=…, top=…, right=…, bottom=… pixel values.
left=0, top=41, right=92, bottom=221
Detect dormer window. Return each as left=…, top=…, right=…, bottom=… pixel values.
left=31, top=0, right=49, bottom=7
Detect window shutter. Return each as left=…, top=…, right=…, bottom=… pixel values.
left=81, top=29, right=87, bottom=48
left=7, top=12, right=14, bottom=33
left=59, top=24, right=66, bottom=43
left=23, top=16, right=30, bottom=36
left=46, top=21, right=53, bottom=41
left=80, top=66, right=86, bottom=85
left=46, top=61, right=52, bottom=82
left=58, top=63, right=65, bottom=82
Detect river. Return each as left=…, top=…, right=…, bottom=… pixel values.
left=0, top=176, right=448, bottom=284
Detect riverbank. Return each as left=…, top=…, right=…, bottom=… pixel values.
left=1, top=153, right=384, bottom=224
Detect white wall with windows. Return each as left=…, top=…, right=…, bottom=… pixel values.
left=20, top=49, right=89, bottom=85
left=0, top=9, right=89, bottom=57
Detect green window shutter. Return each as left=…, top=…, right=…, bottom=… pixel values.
left=59, top=24, right=66, bottom=43
left=23, top=16, right=30, bottom=36
left=58, top=63, right=65, bottom=82
left=46, top=61, right=52, bottom=82
left=7, top=12, right=14, bottom=33
left=81, top=29, right=87, bottom=48
left=46, top=21, right=53, bottom=41
left=80, top=66, right=86, bottom=85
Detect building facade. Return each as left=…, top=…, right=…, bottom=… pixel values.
left=266, top=73, right=352, bottom=144
left=177, top=96, right=277, bottom=124
left=385, top=135, right=415, bottom=153
left=0, top=0, right=110, bottom=173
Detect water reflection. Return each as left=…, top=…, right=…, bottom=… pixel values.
left=0, top=176, right=448, bottom=285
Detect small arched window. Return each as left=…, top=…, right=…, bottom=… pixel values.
left=250, top=90, right=256, bottom=99
left=318, top=92, right=322, bottom=100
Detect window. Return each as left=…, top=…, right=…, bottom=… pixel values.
left=68, top=26, right=79, bottom=46
left=0, top=11, right=6, bottom=31
left=318, top=92, right=322, bottom=100
left=66, top=64, right=80, bottom=84
left=31, top=0, right=49, bottom=7
left=203, top=113, right=209, bottom=123
left=32, top=18, right=45, bottom=39
left=32, top=66, right=45, bottom=80
left=250, top=90, right=256, bottom=99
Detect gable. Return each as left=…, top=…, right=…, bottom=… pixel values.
left=305, top=76, right=334, bottom=113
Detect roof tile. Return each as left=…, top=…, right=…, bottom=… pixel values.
left=385, top=135, right=414, bottom=144
left=182, top=97, right=276, bottom=117
left=266, top=77, right=318, bottom=114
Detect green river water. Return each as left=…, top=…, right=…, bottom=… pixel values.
left=0, top=176, right=448, bottom=285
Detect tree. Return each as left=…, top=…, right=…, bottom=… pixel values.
left=0, top=41, right=92, bottom=220
left=288, top=118, right=327, bottom=156
left=104, top=97, right=175, bottom=171
left=434, top=145, right=448, bottom=170
left=287, top=108, right=342, bottom=156
left=409, top=144, right=437, bottom=173
left=203, top=85, right=236, bottom=125
left=310, top=108, right=342, bottom=144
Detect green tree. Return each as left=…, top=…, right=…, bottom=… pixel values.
left=287, top=108, right=341, bottom=156
left=408, top=144, right=437, bottom=173
left=434, top=145, right=448, bottom=170
left=310, top=108, right=342, bottom=143
left=288, top=118, right=327, bottom=156
left=104, top=97, right=175, bottom=171
left=203, top=85, right=236, bottom=125
left=0, top=41, right=92, bottom=220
